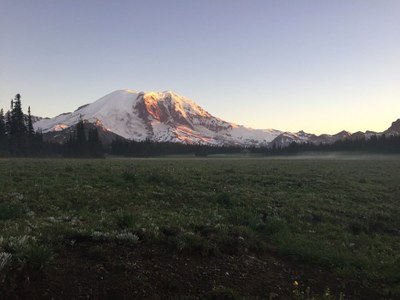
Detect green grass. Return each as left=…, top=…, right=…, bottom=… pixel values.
left=0, top=157, right=400, bottom=296
left=0, top=202, right=26, bottom=220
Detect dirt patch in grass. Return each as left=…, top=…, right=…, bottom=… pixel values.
left=2, top=241, right=381, bottom=300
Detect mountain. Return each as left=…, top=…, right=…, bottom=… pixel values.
left=34, top=90, right=281, bottom=146
left=269, top=130, right=352, bottom=148
left=269, top=131, right=313, bottom=148
left=33, top=89, right=400, bottom=148
left=384, top=119, right=400, bottom=135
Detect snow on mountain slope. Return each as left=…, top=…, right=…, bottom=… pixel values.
left=35, top=90, right=149, bottom=139
left=269, top=131, right=311, bottom=148
left=34, top=89, right=281, bottom=146
left=269, top=129, right=354, bottom=147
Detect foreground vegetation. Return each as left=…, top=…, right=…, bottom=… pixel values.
left=1, top=156, right=399, bottom=299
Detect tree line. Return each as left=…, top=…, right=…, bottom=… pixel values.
left=265, top=134, right=400, bottom=155
left=63, top=119, right=103, bottom=158
left=110, top=138, right=248, bottom=157
left=0, top=94, right=43, bottom=156
left=0, top=94, right=103, bottom=158
left=2, top=94, right=399, bottom=157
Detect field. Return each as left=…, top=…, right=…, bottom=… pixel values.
left=1, top=156, right=400, bottom=299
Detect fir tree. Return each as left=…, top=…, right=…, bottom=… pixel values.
left=8, top=94, right=28, bottom=155
left=27, top=106, right=35, bottom=136
left=10, top=94, right=27, bottom=137
left=88, top=128, right=103, bottom=157
left=0, top=109, right=5, bottom=138
left=1, top=94, right=45, bottom=156
left=0, top=109, right=7, bottom=155
left=75, top=119, right=87, bottom=157
left=5, top=110, right=12, bottom=136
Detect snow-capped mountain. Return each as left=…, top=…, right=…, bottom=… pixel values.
left=269, top=131, right=312, bottom=148
left=33, top=89, right=400, bottom=147
left=269, top=130, right=352, bottom=148
left=34, top=89, right=281, bottom=146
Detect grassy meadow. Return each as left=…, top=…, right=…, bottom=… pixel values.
left=0, top=156, right=399, bottom=299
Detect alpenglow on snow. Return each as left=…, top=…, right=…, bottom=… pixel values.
left=34, top=89, right=282, bottom=146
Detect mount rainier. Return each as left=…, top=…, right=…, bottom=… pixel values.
left=33, top=89, right=399, bottom=147
left=34, top=89, right=282, bottom=146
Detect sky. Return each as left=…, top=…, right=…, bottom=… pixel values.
left=1, top=0, right=399, bottom=134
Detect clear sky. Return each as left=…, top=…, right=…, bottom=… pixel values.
left=1, top=0, right=399, bottom=134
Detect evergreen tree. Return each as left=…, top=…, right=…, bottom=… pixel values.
left=0, top=109, right=5, bottom=138
left=10, top=94, right=27, bottom=137
left=75, top=119, right=87, bottom=156
left=27, top=106, right=35, bottom=136
left=32, top=128, right=43, bottom=156
left=0, top=94, right=45, bottom=156
left=0, top=109, right=7, bottom=155
left=63, top=132, right=76, bottom=157
left=5, top=110, right=12, bottom=136
left=88, top=128, right=103, bottom=157
left=8, top=94, right=28, bottom=155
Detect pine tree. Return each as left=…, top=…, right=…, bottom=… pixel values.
left=0, top=109, right=5, bottom=138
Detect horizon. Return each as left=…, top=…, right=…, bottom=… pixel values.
left=1, top=1, right=399, bottom=135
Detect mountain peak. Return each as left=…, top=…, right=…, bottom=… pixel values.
left=33, top=88, right=281, bottom=146
left=32, top=88, right=400, bottom=147
left=334, top=130, right=351, bottom=137
left=385, top=119, right=400, bottom=135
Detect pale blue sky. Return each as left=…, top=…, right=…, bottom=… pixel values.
left=1, top=0, right=399, bottom=134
